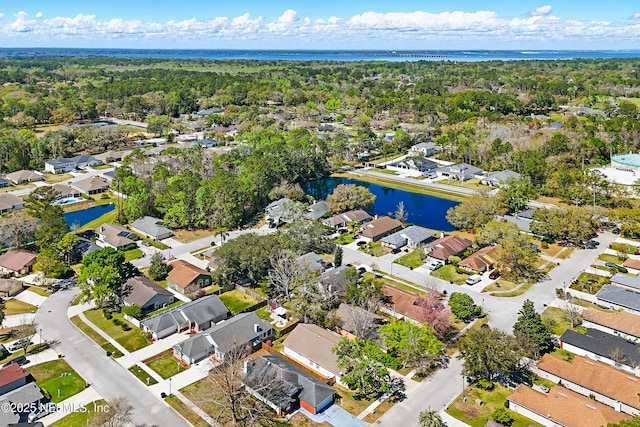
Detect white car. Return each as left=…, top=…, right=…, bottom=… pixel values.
left=428, top=261, right=444, bottom=271
left=465, top=274, right=482, bottom=285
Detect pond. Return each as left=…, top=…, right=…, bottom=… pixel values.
left=305, top=177, right=460, bottom=231
left=63, top=203, right=116, bottom=229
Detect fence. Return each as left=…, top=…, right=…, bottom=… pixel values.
left=235, top=284, right=266, bottom=301
left=123, top=314, right=141, bottom=328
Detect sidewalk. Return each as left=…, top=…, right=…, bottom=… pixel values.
left=39, top=386, right=102, bottom=425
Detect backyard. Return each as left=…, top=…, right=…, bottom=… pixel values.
left=84, top=309, right=150, bottom=352
left=27, top=359, right=86, bottom=403
left=145, top=352, right=188, bottom=379
left=218, top=289, right=258, bottom=314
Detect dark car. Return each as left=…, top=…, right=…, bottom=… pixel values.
left=3, top=355, right=27, bottom=367
left=489, top=270, right=500, bottom=280
left=357, top=267, right=367, bottom=274
left=605, top=262, right=619, bottom=269
left=391, top=248, right=401, bottom=254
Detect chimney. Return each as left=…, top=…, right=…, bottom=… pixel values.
left=254, top=324, right=261, bottom=333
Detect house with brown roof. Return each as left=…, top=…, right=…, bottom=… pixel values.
left=534, top=354, right=640, bottom=415
left=95, top=223, right=137, bottom=250
left=508, top=384, right=630, bottom=427
left=0, top=249, right=38, bottom=277
left=0, top=363, right=29, bottom=396
left=623, top=258, right=640, bottom=274
left=72, top=176, right=110, bottom=195
left=381, top=284, right=442, bottom=323
left=0, top=194, right=25, bottom=214
left=121, top=276, right=174, bottom=314
left=425, top=235, right=473, bottom=263
left=283, top=323, right=344, bottom=386
left=582, top=308, right=640, bottom=343
left=360, top=216, right=403, bottom=242
left=458, top=246, right=498, bottom=273
left=167, top=259, right=211, bottom=295
left=0, top=279, right=24, bottom=298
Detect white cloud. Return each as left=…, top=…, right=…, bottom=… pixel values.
left=531, top=5, right=552, bottom=17
left=633, top=13, right=640, bottom=19
left=0, top=8, right=639, bottom=48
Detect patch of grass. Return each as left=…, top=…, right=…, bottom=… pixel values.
left=26, top=286, right=51, bottom=297
left=599, top=253, right=627, bottom=264
left=569, top=272, right=609, bottom=295
left=44, top=173, right=74, bottom=184
left=91, top=164, right=112, bottom=170
left=128, top=365, right=158, bottom=386
left=219, top=289, right=258, bottom=314
left=481, top=279, right=517, bottom=293
left=375, top=168, right=398, bottom=175
left=490, top=281, right=535, bottom=297
left=362, top=396, right=396, bottom=423
left=84, top=309, right=150, bottom=352
left=610, top=242, right=638, bottom=254
left=395, top=249, right=427, bottom=268
left=555, top=246, right=575, bottom=260
left=335, top=234, right=355, bottom=245
left=180, top=376, right=231, bottom=424
left=172, top=228, right=214, bottom=243
left=70, top=315, right=123, bottom=358
left=359, top=241, right=391, bottom=257
left=75, top=208, right=118, bottom=233
left=0, top=183, right=34, bottom=193
left=143, top=300, right=183, bottom=318
left=123, top=248, right=143, bottom=261
left=446, top=383, right=543, bottom=427
left=27, top=359, right=86, bottom=403
left=153, top=279, right=168, bottom=288
left=50, top=400, right=108, bottom=427
left=431, top=264, right=469, bottom=284
left=334, top=386, right=373, bottom=416
left=146, top=353, right=188, bottom=379
left=4, top=299, right=37, bottom=315
left=541, top=306, right=574, bottom=336
left=165, top=396, right=211, bottom=427
left=439, top=178, right=486, bottom=191
left=71, top=293, right=84, bottom=306
left=145, top=239, right=170, bottom=250
left=552, top=347, right=575, bottom=362
left=364, top=272, right=426, bottom=295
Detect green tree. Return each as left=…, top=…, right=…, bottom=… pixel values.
left=449, top=292, right=481, bottom=323
left=497, top=232, right=539, bottom=281
left=512, top=300, right=553, bottom=358
left=445, top=194, right=505, bottom=231
left=458, top=327, right=520, bottom=382
left=148, top=252, right=170, bottom=281
left=33, top=247, right=73, bottom=278
left=502, top=177, right=537, bottom=214
left=122, top=304, right=142, bottom=319
left=492, top=407, right=514, bottom=426
left=57, top=234, right=79, bottom=264
left=379, top=321, right=443, bottom=368
left=326, top=184, right=376, bottom=213
left=419, top=409, right=444, bottom=427
left=78, top=248, right=138, bottom=308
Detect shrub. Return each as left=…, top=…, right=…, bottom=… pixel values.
left=491, top=407, right=514, bottom=426
left=112, top=318, right=122, bottom=326
left=448, top=255, right=461, bottom=266
left=541, top=241, right=549, bottom=249
left=122, top=324, right=131, bottom=331
left=122, top=304, right=142, bottom=319
left=478, top=378, right=495, bottom=390
left=449, top=292, right=481, bottom=323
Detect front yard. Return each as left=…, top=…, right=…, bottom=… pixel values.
left=145, top=352, right=188, bottom=379
left=27, top=359, right=86, bottom=403
left=569, top=272, right=609, bottom=295
left=218, top=289, right=258, bottom=314
left=84, top=309, right=150, bottom=352
left=359, top=241, right=391, bottom=257
left=69, top=315, right=123, bottom=358
left=4, top=299, right=37, bottom=315
left=129, top=364, right=159, bottom=385
left=123, top=248, right=144, bottom=262
left=394, top=249, right=427, bottom=268
left=50, top=400, right=108, bottom=427
left=430, top=264, right=470, bottom=284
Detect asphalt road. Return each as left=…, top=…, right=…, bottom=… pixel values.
left=36, top=289, right=189, bottom=427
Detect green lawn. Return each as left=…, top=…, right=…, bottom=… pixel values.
left=50, top=400, right=109, bottom=427
left=123, top=248, right=143, bottom=261
left=439, top=178, right=486, bottom=191
left=165, top=396, right=211, bottom=427
left=145, top=353, right=188, bottom=379
left=70, top=315, right=123, bottom=358
left=359, top=241, right=391, bottom=257
left=83, top=309, right=150, bottom=352
left=75, top=209, right=118, bottom=233
left=44, top=173, right=74, bottom=184
left=27, top=359, right=86, bottom=403
left=610, top=242, right=638, bottom=254
left=363, top=272, right=426, bottom=295
left=219, top=289, right=258, bottom=314
left=569, top=272, right=610, bottom=295
left=26, top=286, right=52, bottom=297
left=143, top=300, right=183, bottom=318
left=336, top=234, right=356, bottom=245
left=598, top=253, right=627, bottom=264
left=4, top=299, right=37, bottom=315
left=431, top=264, right=470, bottom=284
left=128, top=364, right=158, bottom=386
left=180, top=377, right=229, bottom=423
left=481, top=279, right=517, bottom=293
left=70, top=293, right=84, bottom=306
left=0, top=183, right=34, bottom=193
left=541, top=306, right=575, bottom=336
left=446, top=383, right=543, bottom=427
left=394, top=249, right=426, bottom=268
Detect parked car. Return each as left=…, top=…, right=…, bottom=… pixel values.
left=356, top=241, right=367, bottom=247
left=604, top=262, right=619, bottom=269
left=357, top=267, right=367, bottom=275
left=141, top=241, right=151, bottom=247
left=489, top=270, right=500, bottom=280
left=465, top=274, right=482, bottom=285
left=8, top=339, right=32, bottom=352
left=3, top=355, right=28, bottom=367
left=428, top=261, right=444, bottom=271
left=612, top=228, right=621, bottom=234
left=391, top=248, right=401, bottom=254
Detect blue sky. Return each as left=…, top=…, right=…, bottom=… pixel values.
left=1, top=1, right=640, bottom=49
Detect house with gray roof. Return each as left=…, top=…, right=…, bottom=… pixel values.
left=305, top=201, right=330, bottom=221
left=408, top=142, right=439, bottom=157
left=610, top=274, right=640, bottom=291
left=173, top=312, right=274, bottom=365
left=560, top=328, right=640, bottom=375
left=243, top=353, right=335, bottom=416
left=392, top=157, right=439, bottom=175
left=45, top=155, right=103, bottom=173
left=320, top=265, right=351, bottom=297
left=0, top=177, right=9, bottom=188
left=481, top=170, right=521, bottom=187
left=121, top=276, right=174, bottom=314
left=72, top=176, right=110, bottom=195
left=52, top=184, right=81, bottom=200
left=295, top=252, right=323, bottom=274
left=0, top=382, right=44, bottom=425
left=381, top=226, right=434, bottom=250
left=131, top=216, right=173, bottom=241
left=141, top=294, right=230, bottom=340
left=0, top=194, right=25, bottom=214
left=95, top=223, right=137, bottom=250
left=596, top=284, right=640, bottom=314
left=435, top=163, right=483, bottom=181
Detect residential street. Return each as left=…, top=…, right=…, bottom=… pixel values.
left=35, top=288, right=189, bottom=427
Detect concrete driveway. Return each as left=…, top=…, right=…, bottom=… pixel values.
left=300, top=405, right=369, bottom=427
left=13, top=289, right=48, bottom=307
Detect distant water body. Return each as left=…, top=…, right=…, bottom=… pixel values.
left=2, top=48, right=640, bottom=62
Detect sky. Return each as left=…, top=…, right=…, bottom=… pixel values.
left=1, top=1, right=640, bottom=50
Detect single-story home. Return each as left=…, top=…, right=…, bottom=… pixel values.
left=0, top=382, right=45, bottom=426
left=243, top=354, right=335, bottom=416
left=458, top=246, right=498, bottom=274
left=622, top=258, right=640, bottom=274
left=381, top=284, right=440, bottom=323
left=141, top=294, right=230, bottom=340
left=94, top=150, right=125, bottom=163
left=0, top=194, right=25, bottom=214
left=0, top=278, right=24, bottom=298
left=283, top=323, right=344, bottom=386
left=480, top=170, right=521, bottom=187
left=582, top=308, right=640, bottom=344
left=131, top=216, right=173, bottom=241
left=305, top=201, right=330, bottom=221
left=320, top=265, right=351, bottom=297
left=121, top=276, right=174, bottom=314
left=52, top=184, right=81, bottom=200
left=535, top=353, right=640, bottom=415
left=173, top=312, right=274, bottom=366
left=425, top=235, right=473, bottom=263
left=101, top=170, right=117, bottom=181
left=360, top=216, right=403, bottom=242
left=95, top=223, right=137, bottom=250
left=335, top=303, right=385, bottom=342
left=596, top=284, right=640, bottom=315
left=381, top=226, right=434, bottom=250
left=392, top=158, right=439, bottom=175
left=0, top=177, right=8, bottom=188
left=560, top=328, right=640, bottom=375
left=408, top=142, right=438, bottom=157
left=265, top=198, right=291, bottom=222
left=166, top=259, right=211, bottom=295
left=435, top=163, right=483, bottom=181
left=71, top=176, right=110, bottom=195
left=5, top=170, right=43, bottom=184
left=609, top=273, right=640, bottom=291
left=321, top=209, right=373, bottom=229
left=294, top=252, right=323, bottom=274
left=0, top=249, right=38, bottom=277
left=507, top=384, right=630, bottom=427
left=0, top=363, right=30, bottom=396
left=44, top=155, right=103, bottom=173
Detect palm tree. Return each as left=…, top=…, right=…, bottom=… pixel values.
left=419, top=408, right=444, bottom=427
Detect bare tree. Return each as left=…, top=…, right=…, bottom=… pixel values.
left=561, top=295, right=582, bottom=328
left=337, top=303, right=381, bottom=340
left=394, top=201, right=409, bottom=222
left=609, top=346, right=629, bottom=365
left=13, top=319, right=36, bottom=354
left=268, top=250, right=304, bottom=299
left=88, top=397, right=133, bottom=427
